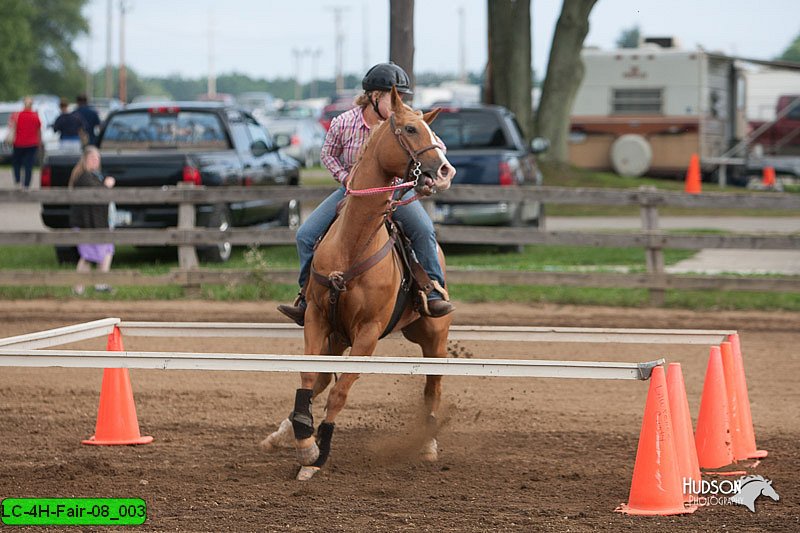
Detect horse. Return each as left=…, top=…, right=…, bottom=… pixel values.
left=730, top=475, right=780, bottom=512
left=262, top=86, right=456, bottom=481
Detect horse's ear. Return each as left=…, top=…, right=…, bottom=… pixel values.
left=423, top=108, right=441, bottom=125
left=390, top=85, right=404, bottom=112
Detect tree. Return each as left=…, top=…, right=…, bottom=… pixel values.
left=389, top=0, right=415, bottom=87
left=616, top=25, right=640, bottom=49
left=28, top=0, right=90, bottom=97
left=535, top=0, right=598, bottom=163
left=0, top=0, right=35, bottom=100
left=485, top=0, right=533, bottom=139
left=777, top=32, right=800, bottom=63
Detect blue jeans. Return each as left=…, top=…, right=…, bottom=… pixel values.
left=12, top=146, right=37, bottom=188
left=296, top=187, right=445, bottom=299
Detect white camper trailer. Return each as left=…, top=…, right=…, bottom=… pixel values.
left=569, top=41, right=746, bottom=177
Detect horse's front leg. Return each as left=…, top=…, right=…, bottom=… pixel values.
left=289, top=316, right=339, bottom=471
left=296, top=329, right=380, bottom=481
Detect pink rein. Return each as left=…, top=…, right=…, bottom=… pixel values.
left=345, top=178, right=420, bottom=208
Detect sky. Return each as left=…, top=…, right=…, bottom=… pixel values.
left=76, top=0, right=799, bottom=82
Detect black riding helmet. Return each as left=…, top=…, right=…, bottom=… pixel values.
left=362, top=62, right=412, bottom=120
left=362, top=62, right=413, bottom=95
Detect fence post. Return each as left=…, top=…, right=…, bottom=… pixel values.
left=176, top=183, right=199, bottom=272
left=639, top=187, right=665, bottom=306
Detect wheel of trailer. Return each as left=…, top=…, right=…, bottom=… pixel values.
left=197, top=205, right=232, bottom=263
left=610, top=134, right=652, bottom=177
left=279, top=199, right=301, bottom=230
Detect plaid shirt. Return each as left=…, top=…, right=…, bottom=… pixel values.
left=320, top=105, right=446, bottom=185
left=320, top=106, right=370, bottom=184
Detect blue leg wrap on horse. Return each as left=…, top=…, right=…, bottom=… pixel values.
left=290, top=388, right=315, bottom=439
left=312, top=422, right=335, bottom=468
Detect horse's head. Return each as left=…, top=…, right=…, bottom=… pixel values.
left=380, top=86, right=456, bottom=196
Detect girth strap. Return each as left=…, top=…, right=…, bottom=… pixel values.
left=310, top=230, right=397, bottom=348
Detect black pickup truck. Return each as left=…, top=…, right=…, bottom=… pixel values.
left=41, top=102, right=301, bottom=262
left=425, top=103, right=548, bottom=227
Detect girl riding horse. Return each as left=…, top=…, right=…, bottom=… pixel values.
left=278, top=62, right=455, bottom=325
left=265, top=81, right=456, bottom=480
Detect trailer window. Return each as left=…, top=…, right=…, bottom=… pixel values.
left=612, top=89, right=663, bottom=115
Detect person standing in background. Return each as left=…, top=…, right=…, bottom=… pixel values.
left=74, top=94, right=100, bottom=146
left=69, top=146, right=116, bottom=294
left=10, top=97, right=41, bottom=189
left=53, top=98, right=86, bottom=152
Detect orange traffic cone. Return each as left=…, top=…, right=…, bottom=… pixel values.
left=666, top=363, right=701, bottom=502
left=762, top=166, right=776, bottom=187
left=728, top=333, right=768, bottom=459
left=616, top=365, right=697, bottom=515
left=695, top=346, right=733, bottom=469
left=720, top=341, right=747, bottom=460
left=82, top=326, right=153, bottom=446
left=684, top=153, right=702, bottom=194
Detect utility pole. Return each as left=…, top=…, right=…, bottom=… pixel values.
left=292, top=48, right=302, bottom=100
left=119, top=0, right=129, bottom=103
left=326, top=6, right=348, bottom=94
left=310, top=48, right=322, bottom=98
left=86, top=22, right=93, bottom=97
left=208, top=10, right=216, bottom=97
left=105, top=0, right=113, bottom=99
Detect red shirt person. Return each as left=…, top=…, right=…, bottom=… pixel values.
left=10, top=97, right=41, bottom=188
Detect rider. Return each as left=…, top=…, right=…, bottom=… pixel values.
left=277, top=62, right=455, bottom=325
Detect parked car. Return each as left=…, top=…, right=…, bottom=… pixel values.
left=0, top=100, right=60, bottom=163
left=40, top=102, right=301, bottom=263
left=90, top=97, right=124, bottom=122
left=424, top=103, right=548, bottom=228
left=319, top=100, right=354, bottom=131
left=263, top=117, right=326, bottom=167
left=238, top=92, right=278, bottom=114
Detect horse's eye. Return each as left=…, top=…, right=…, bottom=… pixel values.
left=405, top=125, right=417, bottom=134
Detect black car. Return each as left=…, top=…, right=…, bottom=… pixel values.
left=41, top=102, right=301, bottom=262
left=425, top=103, right=548, bottom=227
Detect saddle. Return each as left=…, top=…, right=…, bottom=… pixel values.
left=309, top=218, right=441, bottom=347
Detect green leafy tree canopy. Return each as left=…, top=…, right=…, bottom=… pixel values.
left=777, top=32, right=800, bottom=62
left=616, top=25, right=641, bottom=49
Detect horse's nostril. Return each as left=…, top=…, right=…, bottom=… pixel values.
left=438, top=164, right=455, bottom=180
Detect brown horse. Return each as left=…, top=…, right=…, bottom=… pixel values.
left=262, top=87, right=456, bottom=480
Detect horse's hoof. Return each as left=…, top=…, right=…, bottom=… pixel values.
left=421, top=438, right=438, bottom=462
left=259, top=418, right=295, bottom=452
left=296, top=466, right=320, bottom=481
left=295, top=440, right=320, bottom=466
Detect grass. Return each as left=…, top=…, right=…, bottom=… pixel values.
left=1, top=243, right=798, bottom=312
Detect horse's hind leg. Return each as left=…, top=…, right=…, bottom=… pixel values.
left=403, top=317, right=451, bottom=462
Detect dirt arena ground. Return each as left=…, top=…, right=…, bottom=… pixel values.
left=0, top=299, right=798, bottom=532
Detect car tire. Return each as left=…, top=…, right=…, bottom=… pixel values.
left=197, top=205, right=232, bottom=263
left=279, top=199, right=301, bottom=230
left=55, top=246, right=79, bottom=265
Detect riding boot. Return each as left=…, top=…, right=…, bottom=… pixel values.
left=277, top=293, right=307, bottom=326
left=425, top=297, right=455, bottom=318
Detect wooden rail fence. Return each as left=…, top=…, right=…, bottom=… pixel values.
left=0, top=185, right=798, bottom=304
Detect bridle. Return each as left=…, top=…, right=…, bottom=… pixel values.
left=345, top=113, right=441, bottom=209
